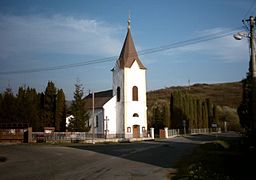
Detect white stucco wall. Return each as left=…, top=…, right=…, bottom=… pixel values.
left=89, top=108, right=104, bottom=134
left=112, top=66, right=125, bottom=134
left=103, top=96, right=117, bottom=134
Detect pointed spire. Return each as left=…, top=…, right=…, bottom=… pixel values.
left=116, top=16, right=146, bottom=69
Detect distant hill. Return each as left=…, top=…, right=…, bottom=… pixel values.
left=147, top=81, right=242, bottom=109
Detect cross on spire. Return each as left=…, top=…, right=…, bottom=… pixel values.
left=128, top=12, right=131, bottom=29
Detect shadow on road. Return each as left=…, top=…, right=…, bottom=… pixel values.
left=68, top=133, right=238, bottom=169
left=69, top=141, right=196, bottom=168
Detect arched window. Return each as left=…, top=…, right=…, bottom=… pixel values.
left=133, top=113, right=139, bottom=117
left=117, top=87, right=120, bottom=102
left=132, top=86, right=138, bottom=101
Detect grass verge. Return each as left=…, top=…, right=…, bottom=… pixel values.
left=173, top=137, right=256, bottom=179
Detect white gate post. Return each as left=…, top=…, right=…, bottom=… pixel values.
left=150, top=128, right=154, bottom=139
left=164, top=127, right=168, bottom=138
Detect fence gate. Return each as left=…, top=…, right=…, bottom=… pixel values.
left=159, top=129, right=165, bottom=138
left=0, top=123, right=30, bottom=143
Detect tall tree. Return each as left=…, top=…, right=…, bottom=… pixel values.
left=27, top=88, right=41, bottom=131
left=0, top=93, right=3, bottom=122
left=43, top=81, right=57, bottom=127
left=68, top=81, right=90, bottom=132
left=55, top=89, right=66, bottom=131
left=15, top=86, right=41, bottom=130
left=238, top=77, right=251, bottom=130
left=2, top=88, right=17, bottom=123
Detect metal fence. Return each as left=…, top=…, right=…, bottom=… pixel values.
left=167, top=128, right=221, bottom=138
left=168, top=129, right=180, bottom=137
left=32, top=132, right=150, bottom=143
left=189, top=128, right=221, bottom=134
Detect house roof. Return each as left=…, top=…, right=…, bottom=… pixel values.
left=116, top=19, right=146, bottom=69
left=84, top=90, right=113, bottom=109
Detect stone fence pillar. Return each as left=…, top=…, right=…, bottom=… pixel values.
left=150, top=127, right=154, bottom=139
left=164, top=127, right=168, bottom=138
left=28, top=127, right=32, bottom=143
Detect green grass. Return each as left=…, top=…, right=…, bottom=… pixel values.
left=172, top=138, right=256, bottom=180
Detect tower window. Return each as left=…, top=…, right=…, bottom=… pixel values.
left=132, top=86, right=138, bottom=101
left=133, top=113, right=139, bottom=117
left=117, top=87, right=120, bottom=102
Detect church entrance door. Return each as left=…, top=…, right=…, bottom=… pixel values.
left=133, top=125, right=140, bottom=138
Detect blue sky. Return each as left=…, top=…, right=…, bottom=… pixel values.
left=0, top=0, right=255, bottom=100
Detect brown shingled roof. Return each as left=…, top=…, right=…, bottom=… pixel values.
left=84, top=90, right=113, bottom=109
left=117, top=27, right=146, bottom=69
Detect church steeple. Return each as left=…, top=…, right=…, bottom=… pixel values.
left=117, top=17, right=146, bottom=69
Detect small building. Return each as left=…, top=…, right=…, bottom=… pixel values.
left=85, top=18, right=148, bottom=139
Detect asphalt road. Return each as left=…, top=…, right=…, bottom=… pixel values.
left=0, top=133, right=240, bottom=180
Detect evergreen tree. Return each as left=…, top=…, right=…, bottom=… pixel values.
left=68, top=81, right=90, bottom=132
left=0, top=93, right=3, bottom=122
left=55, top=89, right=66, bottom=131
left=2, top=88, right=17, bottom=123
left=238, top=77, right=251, bottom=130
left=43, top=81, right=57, bottom=127
left=27, top=88, right=41, bottom=131
left=16, top=86, right=41, bottom=130
left=170, top=90, right=215, bottom=129
left=38, top=92, right=45, bottom=131
left=16, top=87, right=26, bottom=122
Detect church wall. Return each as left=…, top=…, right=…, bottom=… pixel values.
left=88, top=109, right=104, bottom=134
left=112, top=67, right=125, bottom=135
left=124, top=61, right=147, bottom=136
left=103, top=96, right=117, bottom=134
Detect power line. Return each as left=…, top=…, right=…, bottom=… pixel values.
left=0, top=27, right=243, bottom=75
left=0, top=56, right=117, bottom=75
left=139, top=27, right=241, bottom=55
left=243, top=0, right=256, bottom=19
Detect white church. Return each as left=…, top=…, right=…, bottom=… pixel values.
left=85, top=18, right=148, bottom=138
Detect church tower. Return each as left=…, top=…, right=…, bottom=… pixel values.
left=112, top=17, right=147, bottom=138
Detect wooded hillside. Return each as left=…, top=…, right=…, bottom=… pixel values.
left=147, top=82, right=243, bottom=132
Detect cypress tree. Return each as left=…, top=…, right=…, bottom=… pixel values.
left=16, top=87, right=28, bottom=124
left=16, top=87, right=41, bottom=130
left=43, top=81, right=57, bottom=127
left=0, top=93, right=3, bottom=122
left=2, top=88, right=17, bottom=123
left=28, top=88, right=41, bottom=131
left=55, top=89, right=66, bottom=131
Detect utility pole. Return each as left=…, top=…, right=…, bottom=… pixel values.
left=248, top=16, right=256, bottom=77
left=249, top=16, right=256, bottom=132
left=104, top=116, right=109, bottom=139
left=244, top=16, right=256, bottom=132
left=234, top=16, right=256, bottom=134
left=92, top=91, right=95, bottom=144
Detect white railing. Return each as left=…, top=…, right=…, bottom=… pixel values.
left=167, top=128, right=221, bottom=138
left=32, top=131, right=151, bottom=143
left=189, top=128, right=221, bottom=134
left=168, top=129, right=180, bottom=137
left=190, top=128, right=209, bottom=134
